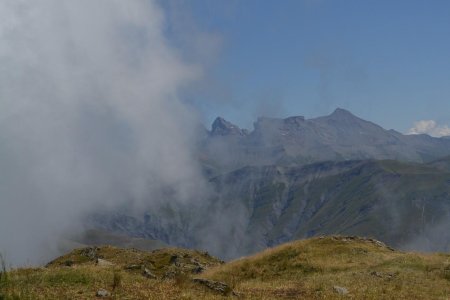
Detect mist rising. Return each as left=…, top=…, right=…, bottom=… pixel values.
left=0, top=0, right=206, bottom=266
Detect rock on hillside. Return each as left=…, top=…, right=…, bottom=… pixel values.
left=46, top=245, right=224, bottom=279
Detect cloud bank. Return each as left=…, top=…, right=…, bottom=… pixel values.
left=0, top=0, right=207, bottom=266
left=407, top=120, right=450, bottom=137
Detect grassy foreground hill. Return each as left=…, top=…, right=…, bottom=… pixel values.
left=1, top=236, right=450, bottom=299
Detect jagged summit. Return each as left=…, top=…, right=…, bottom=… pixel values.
left=211, top=117, right=247, bottom=136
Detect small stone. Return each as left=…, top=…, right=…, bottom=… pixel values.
left=81, top=247, right=99, bottom=260
left=193, top=278, right=232, bottom=295
left=370, top=271, right=383, bottom=278
left=142, top=268, right=157, bottom=279
left=333, top=286, right=348, bottom=295
left=385, top=272, right=396, bottom=279
left=96, top=289, right=110, bottom=297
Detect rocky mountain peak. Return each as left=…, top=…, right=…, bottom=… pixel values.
left=329, top=108, right=356, bottom=119
left=211, top=117, right=247, bottom=136
left=309, top=108, right=361, bottom=126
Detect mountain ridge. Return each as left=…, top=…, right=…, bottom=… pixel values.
left=201, top=109, right=450, bottom=173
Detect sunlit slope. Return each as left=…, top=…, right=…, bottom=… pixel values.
left=203, top=236, right=450, bottom=299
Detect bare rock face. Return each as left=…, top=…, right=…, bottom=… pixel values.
left=211, top=117, right=247, bottom=136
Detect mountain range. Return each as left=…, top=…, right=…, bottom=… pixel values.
left=201, top=108, right=450, bottom=174
left=86, top=109, right=450, bottom=259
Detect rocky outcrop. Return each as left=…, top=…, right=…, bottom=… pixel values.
left=193, top=278, right=233, bottom=295
left=210, top=117, right=248, bottom=136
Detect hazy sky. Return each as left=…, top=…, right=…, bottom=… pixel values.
left=165, top=0, right=450, bottom=134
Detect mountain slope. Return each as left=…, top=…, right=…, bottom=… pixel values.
left=428, top=155, right=450, bottom=172
left=210, top=159, right=450, bottom=254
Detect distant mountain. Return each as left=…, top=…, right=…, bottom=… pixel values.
left=90, top=158, right=450, bottom=258
left=428, top=156, right=450, bottom=172
left=88, top=109, right=450, bottom=259
left=200, top=109, right=450, bottom=173
left=209, top=159, right=450, bottom=253
left=210, top=117, right=249, bottom=136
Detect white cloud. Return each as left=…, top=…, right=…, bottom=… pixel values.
left=407, top=120, right=450, bottom=137
left=0, top=0, right=209, bottom=266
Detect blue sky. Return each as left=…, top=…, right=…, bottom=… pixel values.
left=164, top=0, right=450, bottom=134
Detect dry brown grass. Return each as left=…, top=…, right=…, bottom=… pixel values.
left=2, top=236, right=450, bottom=299
left=203, top=236, right=450, bottom=299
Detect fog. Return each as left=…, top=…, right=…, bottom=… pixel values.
left=0, top=0, right=208, bottom=266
